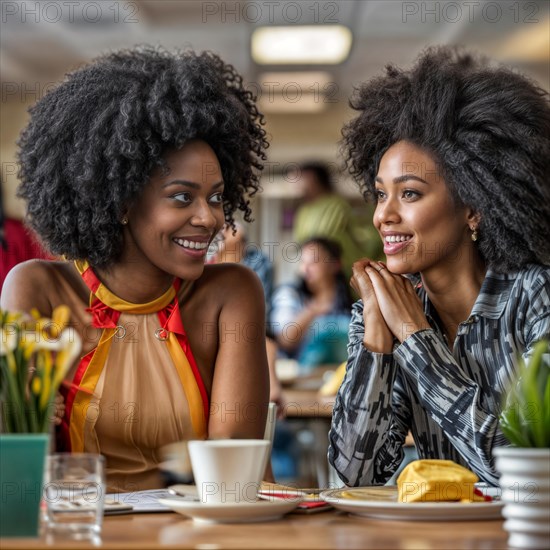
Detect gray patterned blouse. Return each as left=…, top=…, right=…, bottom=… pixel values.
left=328, top=264, right=550, bottom=487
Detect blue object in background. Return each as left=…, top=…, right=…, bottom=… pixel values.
left=298, top=314, right=350, bottom=372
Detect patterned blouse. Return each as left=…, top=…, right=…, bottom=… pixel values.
left=328, top=264, right=550, bottom=486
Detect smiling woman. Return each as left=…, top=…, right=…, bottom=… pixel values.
left=373, top=141, right=481, bottom=282
left=123, top=142, right=226, bottom=288
left=329, top=46, right=550, bottom=488
left=1, top=47, right=270, bottom=492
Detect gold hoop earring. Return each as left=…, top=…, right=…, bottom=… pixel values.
left=470, top=227, right=478, bottom=242
left=121, top=216, right=128, bottom=225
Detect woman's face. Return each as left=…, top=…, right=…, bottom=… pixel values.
left=124, top=139, right=225, bottom=281
left=374, top=140, right=474, bottom=275
left=299, top=243, right=339, bottom=289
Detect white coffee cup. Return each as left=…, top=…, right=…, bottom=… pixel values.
left=188, top=439, right=270, bottom=504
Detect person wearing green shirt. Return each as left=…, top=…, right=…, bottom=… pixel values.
left=292, top=162, right=383, bottom=280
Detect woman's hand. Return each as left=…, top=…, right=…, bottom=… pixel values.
left=365, top=262, right=430, bottom=344
left=351, top=259, right=394, bottom=353
left=52, top=392, right=65, bottom=425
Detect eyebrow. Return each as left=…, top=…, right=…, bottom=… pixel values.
left=162, top=180, right=224, bottom=190
left=375, top=174, right=429, bottom=185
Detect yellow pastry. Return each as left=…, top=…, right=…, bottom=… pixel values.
left=397, top=459, right=479, bottom=503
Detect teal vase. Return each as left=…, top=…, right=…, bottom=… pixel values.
left=0, top=433, right=50, bottom=537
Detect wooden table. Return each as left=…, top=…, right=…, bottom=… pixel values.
left=1, top=509, right=508, bottom=549
left=280, top=365, right=337, bottom=419
left=283, top=389, right=335, bottom=419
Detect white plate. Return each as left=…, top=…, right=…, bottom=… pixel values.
left=320, top=486, right=504, bottom=521
left=158, top=496, right=301, bottom=524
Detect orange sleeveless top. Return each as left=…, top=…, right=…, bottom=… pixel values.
left=58, top=260, right=208, bottom=492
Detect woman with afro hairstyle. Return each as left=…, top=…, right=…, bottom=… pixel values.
left=329, top=47, right=550, bottom=487
left=2, top=46, right=270, bottom=492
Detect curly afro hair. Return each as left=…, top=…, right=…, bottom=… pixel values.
left=17, top=46, right=268, bottom=268
left=342, top=46, right=550, bottom=272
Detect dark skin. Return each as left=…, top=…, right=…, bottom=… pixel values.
left=2, top=140, right=271, bottom=474
left=216, top=223, right=285, bottom=415
left=351, top=141, right=486, bottom=353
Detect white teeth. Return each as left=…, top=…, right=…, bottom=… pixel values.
left=174, top=238, right=208, bottom=250
left=385, top=235, right=411, bottom=243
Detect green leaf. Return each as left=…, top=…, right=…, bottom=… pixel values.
left=499, top=339, right=550, bottom=448
left=0, top=359, right=27, bottom=432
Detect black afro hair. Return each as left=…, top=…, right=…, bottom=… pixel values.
left=342, top=46, right=550, bottom=272
left=17, top=46, right=268, bottom=268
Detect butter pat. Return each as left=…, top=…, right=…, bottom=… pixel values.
left=397, top=459, right=479, bottom=503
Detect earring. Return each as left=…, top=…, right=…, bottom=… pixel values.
left=470, top=226, right=478, bottom=242
left=121, top=216, right=128, bottom=225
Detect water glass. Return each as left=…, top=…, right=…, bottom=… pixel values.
left=43, top=453, right=105, bottom=539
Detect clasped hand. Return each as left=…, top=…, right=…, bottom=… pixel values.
left=350, top=259, right=430, bottom=354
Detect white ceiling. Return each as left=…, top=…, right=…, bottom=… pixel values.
left=2, top=1, right=548, bottom=84
left=1, top=0, right=549, bottom=167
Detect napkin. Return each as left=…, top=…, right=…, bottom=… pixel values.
left=259, top=482, right=332, bottom=513
left=396, top=459, right=486, bottom=503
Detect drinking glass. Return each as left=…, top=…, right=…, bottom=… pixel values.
left=43, top=453, right=105, bottom=539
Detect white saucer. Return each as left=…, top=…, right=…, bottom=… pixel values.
left=158, top=497, right=301, bottom=524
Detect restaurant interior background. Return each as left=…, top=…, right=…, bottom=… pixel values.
left=1, top=0, right=549, bottom=284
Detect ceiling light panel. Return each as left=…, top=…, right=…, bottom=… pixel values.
left=252, top=25, right=352, bottom=64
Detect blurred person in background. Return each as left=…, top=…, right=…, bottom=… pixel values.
left=0, top=182, right=50, bottom=292
left=270, top=237, right=353, bottom=372
left=292, top=162, right=383, bottom=280
left=215, top=221, right=273, bottom=316
left=2, top=46, right=271, bottom=491
left=270, top=237, right=353, bottom=482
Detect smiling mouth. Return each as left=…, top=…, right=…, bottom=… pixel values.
left=172, top=238, right=209, bottom=251
left=384, top=235, right=412, bottom=243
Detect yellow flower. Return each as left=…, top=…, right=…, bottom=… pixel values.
left=51, top=328, right=82, bottom=391
left=19, top=306, right=70, bottom=340
left=39, top=351, right=53, bottom=410
left=23, top=340, right=37, bottom=360
left=50, top=305, right=71, bottom=339
left=30, top=308, right=41, bottom=320
left=32, top=376, right=42, bottom=395
left=1, top=305, right=81, bottom=433
left=0, top=309, right=23, bottom=325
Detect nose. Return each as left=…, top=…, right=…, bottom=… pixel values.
left=190, top=199, right=217, bottom=230
left=375, top=195, right=401, bottom=227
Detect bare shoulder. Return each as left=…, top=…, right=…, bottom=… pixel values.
left=1, top=260, right=76, bottom=315
left=195, top=263, right=264, bottom=302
